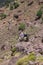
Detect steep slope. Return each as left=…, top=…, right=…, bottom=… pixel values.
left=0, top=0, right=43, bottom=65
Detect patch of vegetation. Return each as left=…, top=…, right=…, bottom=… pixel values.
left=11, top=47, right=17, bottom=53
left=9, top=1, right=19, bottom=10
left=16, top=52, right=36, bottom=65
left=37, top=9, right=42, bottom=18
left=10, top=5, right=14, bottom=10
left=11, top=47, right=17, bottom=56
left=13, top=2, right=19, bottom=9
left=37, top=55, right=43, bottom=62
left=0, top=13, right=7, bottom=20
left=5, top=0, right=10, bottom=7
left=19, top=23, right=25, bottom=31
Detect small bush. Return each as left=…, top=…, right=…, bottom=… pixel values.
left=11, top=47, right=17, bottom=56
left=19, top=23, right=25, bottom=31
left=5, top=0, right=11, bottom=7
left=11, top=47, right=17, bottom=53
left=37, top=9, right=42, bottom=17
left=0, top=13, right=7, bottom=20
left=13, top=2, right=19, bottom=9
left=4, top=0, right=14, bottom=8
left=28, top=52, right=36, bottom=61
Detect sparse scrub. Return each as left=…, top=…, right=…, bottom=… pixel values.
left=11, top=47, right=17, bottom=53
left=11, top=47, right=17, bottom=56
left=9, top=1, right=19, bottom=10
left=4, top=0, right=14, bottom=7
left=37, top=9, right=42, bottom=18
left=16, top=52, right=36, bottom=65
left=13, top=2, right=19, bottom=9
left=10, top=5, right=13, bottom=10
left=0, top=13, right=7, bottom=20
left=19, top=23, right=25, bottom=31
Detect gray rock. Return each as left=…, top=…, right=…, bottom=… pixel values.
left=15, top=42, right=34, bottom=54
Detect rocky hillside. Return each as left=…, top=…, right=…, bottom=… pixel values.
left=0, top=0, right=43, bottom=65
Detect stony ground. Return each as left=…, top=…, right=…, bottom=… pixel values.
left=0, top=0, right=43, bottom=65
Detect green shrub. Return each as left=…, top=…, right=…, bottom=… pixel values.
left=37, top=9, right=42, bottom=17
left=19, top=23, right=25, bottom=31
left=11, top=47, right=17, bottom=56
left=13, top=2, right=19, bottom=9
left=9, top=1, right=19, bottom=10
left=0, top=13, right=7, bottom=20
left=5, top=0, right=11, bottom=7
left=28, top=52, right=36, bottom=61
left=11, top=47, right=17, bottom=52
left=16, top=52, right=36, bottom=65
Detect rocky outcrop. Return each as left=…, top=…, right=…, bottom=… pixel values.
left=15, top=42, right=34, bottom=54
left=15, top=41, right=43, bottom=55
